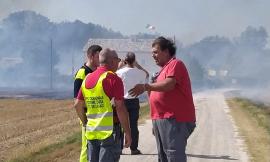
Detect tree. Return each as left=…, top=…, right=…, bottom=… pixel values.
left=236, top=26, right=268, bottom=49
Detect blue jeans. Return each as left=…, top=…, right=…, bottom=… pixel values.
left=87, top=124, right=122, bottom=162
left=152, top=118, right=196, bottom=162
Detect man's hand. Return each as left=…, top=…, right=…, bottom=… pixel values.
left=74, top=99, right=87, bottom=125
left=124, top=133, right=132, bottom=148
left=118, top=59, right=126, bottom=69
left=128, top=84, right=145, bottom=97
left=130, top=78, right=176, bottom=94
left=114, top=99, right=132, bottom=148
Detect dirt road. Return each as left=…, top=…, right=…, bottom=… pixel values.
left=120, top=90, right=250, bottom=162
left=0, top=90, right=250, bottom=162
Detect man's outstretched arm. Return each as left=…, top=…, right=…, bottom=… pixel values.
left=114, top=99, right=132, bottom=148
left=128, top=77, right=176, bottom=97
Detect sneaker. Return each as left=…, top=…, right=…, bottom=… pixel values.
left=131, top=149, right=142, bottom=155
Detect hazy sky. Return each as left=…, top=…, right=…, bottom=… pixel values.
left=0, top=0, right=269, bottom=45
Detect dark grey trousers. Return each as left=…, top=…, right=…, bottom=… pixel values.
left=124, top=98, right=140, bottom=151
left=87, top=124, right=122, bottom=162
left=152, top=118, right=196, bottom=162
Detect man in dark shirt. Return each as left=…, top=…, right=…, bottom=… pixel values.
left=74, top=44, right=102, bottom=162
left=74, top=45, right=102, bottom=98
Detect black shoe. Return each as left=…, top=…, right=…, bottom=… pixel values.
left=131, top=149, right=142, bottom=155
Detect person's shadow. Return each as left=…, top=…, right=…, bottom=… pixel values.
left=121, top=153, right=157, bottom=155
left=187, top=153, right=238, bottom=160
left=121, top=153, right=238, bottom=160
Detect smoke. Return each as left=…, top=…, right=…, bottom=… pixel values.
left=1, top=0, right=270, bottom=46
left=0, top=10, right=125, bottom=89
left=177, top=26, right=270, bottom=104
left=0, top=9, right=269, bottom=103
left=0, top=1, right=48, bottom=19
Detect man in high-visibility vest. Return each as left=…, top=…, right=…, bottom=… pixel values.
left=74, top=48, right=132, bottom=162
left=74, top=45, right=102, bottom=162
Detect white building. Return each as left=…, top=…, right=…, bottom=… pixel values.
left=83, top=38, right=159, bottom=74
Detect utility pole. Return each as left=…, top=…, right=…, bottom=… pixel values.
left=50, top=38, right=53, bottom=90
left=72, top=52, right=74, bottom=77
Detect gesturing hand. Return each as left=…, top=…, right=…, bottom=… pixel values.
left=128, top=84, right=145, bottom=98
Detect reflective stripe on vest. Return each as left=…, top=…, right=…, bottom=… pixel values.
left=87, top=112, right=114, bottom=119
left=81, top=71, right=114, bottom=140
left=86, top=125, right=113, bottom=131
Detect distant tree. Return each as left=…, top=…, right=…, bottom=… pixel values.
left=0, top=10, right=126, bottom=88
left=179, top=26, right=270, bottom=88
left=236, top=26, right=268, bottom=50
left=178, top=49, right=205, bottom=88
left=230, top=26, right=269, bottom=83
left=187, top=57, right=205, bottom=84
left=184, top=36, right=234, bottom=69
left=2, top=11, right=54, bottom=39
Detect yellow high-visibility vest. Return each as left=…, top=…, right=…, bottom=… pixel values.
left=75, top=68, right=86, bottom=80
left=81, top=71, right=114, bottom=140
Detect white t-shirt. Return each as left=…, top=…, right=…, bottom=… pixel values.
left=116, top=67, right=146, bottom=99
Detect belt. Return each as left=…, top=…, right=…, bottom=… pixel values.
left=114, top=122, right=120, bottom=126
left=124, top=98, right=139, bottom=101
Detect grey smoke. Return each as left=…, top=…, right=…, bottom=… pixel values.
left=0, top=10, right=270, bottom=104
left=177, top=26, right=270, bottom=103
left=0, top=11, right=123, bottom=89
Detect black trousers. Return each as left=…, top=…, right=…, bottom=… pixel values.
left=124, top=98, right=140, bottom=151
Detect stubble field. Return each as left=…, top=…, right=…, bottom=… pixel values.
left=0, top=99, right=80, bottom=162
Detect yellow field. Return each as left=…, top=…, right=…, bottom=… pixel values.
left=0, top=99, right=80, bottom=162
left=0, top=99, right=150, bottom=162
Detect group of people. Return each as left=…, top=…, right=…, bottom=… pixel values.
left=74, top=36, right=196, bottom=162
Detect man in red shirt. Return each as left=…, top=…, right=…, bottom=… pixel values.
left=74, top=48, right=131, bottom=162
left=129, top=37, right=196, bottom=162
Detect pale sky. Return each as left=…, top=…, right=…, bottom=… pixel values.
left=0, top=0, right=269, bottom=45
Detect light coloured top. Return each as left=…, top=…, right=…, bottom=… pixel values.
left=116, top=67, right=146, bottom=99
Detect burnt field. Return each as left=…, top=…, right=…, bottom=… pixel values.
left=0, top=89, right=73, bottom=100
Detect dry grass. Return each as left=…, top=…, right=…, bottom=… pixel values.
left=9, top=132, right=81, bottom=162
left=138, top=102, right=150, bottom=124
left=227, top=98, right=270, bottom=162
left=1, top=99, right=150, bottom=162
left=0, top=99, right=80, bottom=162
